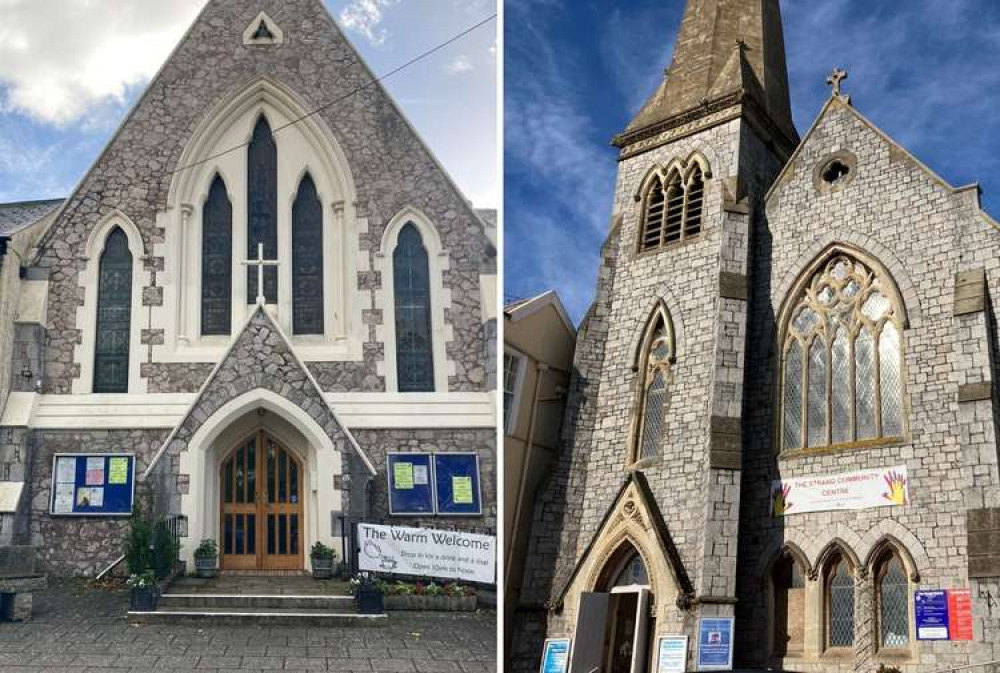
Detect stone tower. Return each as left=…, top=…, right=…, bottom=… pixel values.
left=513, top=1, right=799, bottom=671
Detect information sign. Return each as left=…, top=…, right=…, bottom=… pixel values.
left=696, top=618, right=733, bottom=671
left=657, top=635, right=688, bottom=673
left=386, top=453, right=434, bottom=515
left=539, top=638, right=570, bottom=673
left=916, top=590, right=950, bottom=640
left=49, top=454, right=135, bottom=516
left=357, top=523, right=495, bottom=583
left=434, top=453, right=482, bottom=515
left=948, top=589, right=974, bottom=641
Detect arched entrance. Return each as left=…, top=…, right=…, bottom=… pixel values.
left=219, top=431, right=304, bottom=570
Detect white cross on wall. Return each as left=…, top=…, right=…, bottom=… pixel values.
left=241, top=242, right=280, bottom=305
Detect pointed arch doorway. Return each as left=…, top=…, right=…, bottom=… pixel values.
left=219, top=431, right=304, bottom=570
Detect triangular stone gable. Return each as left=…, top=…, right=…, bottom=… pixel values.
left=32, top=0, right=489, bottom=394
left=144, top=304, right=374, bottom=482
left=551, top=473, right=694, bottom=610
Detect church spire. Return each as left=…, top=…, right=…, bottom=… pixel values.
left=618, top=0, right=798, bottom=152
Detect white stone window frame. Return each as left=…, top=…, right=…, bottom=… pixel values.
left=627, top=301, right=676, bottom=468
left=634, top=152, right=712, bottom=254
left=242, top=11, right=284, bottom=47
left=154, top=77, right=364, bottom=363
left=502, top=347, right=527, bottom=436
left=73, top=211, right=149, bottom=395
left=374, top=207, right=453, bottom=393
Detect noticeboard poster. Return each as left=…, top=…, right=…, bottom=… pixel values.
left=386, top=453, right=434, bottom=515
left=696, top=618, right=734, bottom=671
left=657, top=636, right=688, bottom=673
left=50, top=454, right=135, bottom=517
left=915, top=590, right=950, bottom=640
left=948, top=589, right=974, bottom=641
left=434, top=453, right=483, bottom=516
left=539, top=638, right=570, bottom=673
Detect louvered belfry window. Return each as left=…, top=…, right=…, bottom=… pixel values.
left=781, top=254, right=904, bottom=452
left=94, top=227, right=132, bottom=393
left=201, top=175, right=233, bottom=335
left=292, top=173, right=324, bottom=335
left=634, top=309, right=673, bottom=461
left=639, top=163, right=706, bottom=252
left=393, top=223, right=434, bottom=392
left=247, top=116, right=278, bottom=304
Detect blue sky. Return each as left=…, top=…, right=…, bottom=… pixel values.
left=505, top=0, right=1000, bottom=323
left=0, top=0, right=497, bottom=207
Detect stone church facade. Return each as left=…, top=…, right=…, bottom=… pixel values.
left=513, top=1, right=1000, bottom=672
left=0, top=0, right=496, bottom=577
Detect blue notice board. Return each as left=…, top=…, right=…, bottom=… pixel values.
left=697, top=618, right=734, bottom=671
left=916, top=590, right=950, bottom=640
left=50, top=453, right=135, bottom=517
left=434, top=453, right=482, bottom=516
left=387, top=453, right=434, bottom=515
left=539, top=638, right=570, bottom=673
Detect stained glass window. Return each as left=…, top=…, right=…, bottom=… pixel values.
left=827, top=556, right=855, bottom=648
left=635, top=311, right=673, bottom=462
left=292, top=173, right=324, bottom=335
left=201, top=175, right=232, bottom=335
left=638, top=160, right=708, bottom=252
left=781, top=255, right=904, bottom=451
left=247, top=116, right=278, bottom=304
left=878, top=553, right=910, bottom=648
left=394, top=223, right=434, bottom=392
left=612, top=553, right=649, bottom=588
left=94, top=227, right=132, bottom=393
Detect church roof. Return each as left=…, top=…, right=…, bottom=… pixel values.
left=0, top=199, right=64, bottom=237
left=620, top=0, right=798, bottom=150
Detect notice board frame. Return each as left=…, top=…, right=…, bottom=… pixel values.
left=386, top=452, right=436, bottom=516
left=433, top=452, right=483, bottom=517
left=49, top=452, right=136, bottom=517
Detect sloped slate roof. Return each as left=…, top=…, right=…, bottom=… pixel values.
left=0, top=199, right=64, bottom=237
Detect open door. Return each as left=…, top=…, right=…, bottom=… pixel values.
left=570, top=592, right=611, bottom=673
left=628, top=588, right=651, bottom=673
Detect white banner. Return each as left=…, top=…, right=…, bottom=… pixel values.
left=358, top=523, right=496, bottom=584
left=771, top=465, right=909, bottom=517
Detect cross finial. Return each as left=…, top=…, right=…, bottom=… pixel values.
left=240, top=242, right=280, bottom=305
left=827, top=67, right=848, bottom=98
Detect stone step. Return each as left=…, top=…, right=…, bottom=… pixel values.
left=160, top=592, right=355, bottom=610
left=128, top=606, right=386, bottom=627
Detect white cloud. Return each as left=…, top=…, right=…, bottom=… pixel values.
left=338, top=0, right=399, bottom=46
left=446, top=55, right=474, bottom=75
left=0, top=0, right=203, bottom=125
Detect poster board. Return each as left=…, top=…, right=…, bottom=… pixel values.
left=386, top=453, right=434, bottom=515
left=50, top=453, right=135, bottom=517
left=696, top=618, right=734, bottom=671
left=539, top=638, right=570, bottom=673
left=915, top=590, right=950, bottom=640
left=657, top=636, right=688, bottom=673
left=434, top=453, right=483, bottom=516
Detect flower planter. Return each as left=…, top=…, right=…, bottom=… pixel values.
left=194, top=555, right=217, bottom=579
left=355, top=585, right=384, bottom=615
left=129, top=587, right=159, bottom=612
left=383, top=595, right=477, bottom=612
left=311, top=555, right=334, bottom=580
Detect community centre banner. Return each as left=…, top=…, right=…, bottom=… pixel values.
left=771, top=465, right=909, bottom=517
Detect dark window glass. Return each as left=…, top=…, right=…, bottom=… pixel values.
left=201, top=175, right=232, bottom=335
left=94, top=227, right=132, bottom=393
left=393, top=224, right=434, bottom=392
left=267, top=515, right=276, bottom=555
left=828, top=557, right=855, bottom=647
left=292, top=173, right=324, bottom=334
left=247, top=514, right=256, bottom=554
left=247, top=116, right=278, bottom=303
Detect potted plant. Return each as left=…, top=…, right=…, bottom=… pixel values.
left=127, top=570, right=159, bottom=611
left=193, top=539, right=218, bottom=579
left=350, top=573, right=384, bottom=614
left=310, top=542, right=337, bottom=580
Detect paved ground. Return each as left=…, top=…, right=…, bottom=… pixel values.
left=0, top=580, right=496, bottom=672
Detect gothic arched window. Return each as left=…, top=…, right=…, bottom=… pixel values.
left=393, top=223, right=434, bottom=392
left=247, top=116, right=278, bottom=304
left=825, top=554, right=855, bottom=649
left=876, top=550, right=910, bottom=649
left=292, top=173, right=324, bottom=335
left=780, top=254, right=904, bottom=452
left=633, top=308, right=673, bottom=462
left=638, top=161, right=707, bottom=252
left=772, top=553, right=805, bottom=656
left=201, top=175, right=232, bottom=336
left=93, top=227, right=133, bottom=393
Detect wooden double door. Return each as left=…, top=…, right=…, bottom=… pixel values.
left=220, top=431, right=303, bottom=570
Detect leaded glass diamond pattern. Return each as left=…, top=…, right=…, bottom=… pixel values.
left=636, top=315, right=673, bottom=461
left=640, top=372, right=667, bottom=460
left=829, top=561, right=855, bottom=647
left=781, top=254, right=904, bottom=450
left=880, top=556, right=910, bottom=648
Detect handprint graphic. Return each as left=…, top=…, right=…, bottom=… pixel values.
left=882, top=471, right=907, bottom=505
left=772, top=484, right=793, bottom=516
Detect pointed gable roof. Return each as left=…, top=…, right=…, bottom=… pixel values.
left=142, top=303, right=375, bottom=481
left=618, top=0, right=798, bottom=152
